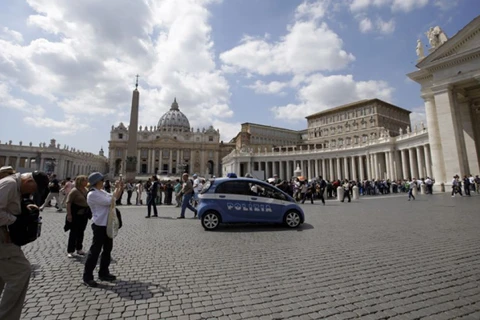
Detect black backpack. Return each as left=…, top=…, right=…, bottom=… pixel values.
left=9, top=197, right=42, bottom=246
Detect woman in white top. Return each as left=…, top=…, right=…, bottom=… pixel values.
left=135, top=181, right=143, bottom=205
left=82, top=172, right=124, bottom=288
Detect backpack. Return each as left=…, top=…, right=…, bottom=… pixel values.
left=9, top=197, right=42, bottom=246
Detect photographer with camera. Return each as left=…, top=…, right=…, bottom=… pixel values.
left=0, top=171, right=49, bottom=320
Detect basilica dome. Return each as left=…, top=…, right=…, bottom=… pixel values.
left=157, top=98, right=191, bottom=132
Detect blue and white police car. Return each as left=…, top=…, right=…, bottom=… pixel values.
left=197, top=177, right=305, bottom=230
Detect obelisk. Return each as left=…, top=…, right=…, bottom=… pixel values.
left=125, top=75, right=139, bottom=181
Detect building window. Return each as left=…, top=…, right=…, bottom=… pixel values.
left=118, top=134, right=123, bottom=139
left=209, top=151, right=213, bottom=158
left=162, top=150, right=170, bottom=159
left=362, top=121, right=366, bottom=129
left=338, top=139, right=343, bottom=146
left=116, top=149, right=123, bottom=157
left=141, top=149, right=148, bottom=158
left=209, top=136, right=213, bottom=142
left=338, top=126, right=342, bottom=133
left=362, top=135, right=367, bottom=142
left=331, top=140, right=336, bottom=147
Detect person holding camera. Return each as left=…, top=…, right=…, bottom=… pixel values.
left=83, top=172, right=124, bottom=288
left=65, top=175, right=90, bottom=258
left=0, top=171, right=49, bottom=320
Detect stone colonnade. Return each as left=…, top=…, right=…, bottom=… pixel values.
left=234, top=143, right=432, bottom=182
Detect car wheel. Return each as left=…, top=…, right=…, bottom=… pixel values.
left=202, top=211, right=221, bottom=231
left=284, top=210, right=301, bottom=228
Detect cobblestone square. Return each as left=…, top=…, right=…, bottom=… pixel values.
left=22, top=193, right=480, bottom=320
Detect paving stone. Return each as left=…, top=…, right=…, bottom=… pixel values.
left=19, top=194, right=480, bottom=319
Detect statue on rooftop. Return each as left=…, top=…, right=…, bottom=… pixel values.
left=416, top=39, right=425, bottom=61
left=426, top=26, right=448, bottom=50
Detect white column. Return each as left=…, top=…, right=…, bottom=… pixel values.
left=343, top=157, right=349, bottom=180
left=409, top=148, right=418, bottom=179
left=458, top=99, right=480, bottom=174
left=287, top=161, right=292, bottom=180
left=147, top=149, right=152, bottom=173
left=321, top=159, right=326, bottom=179
left=266, top=161, right=271, bottom=178
left=424, top=145, right=432, bottom=178
left=315, top=159, right=319, bottom=179
left=359, top=156, right=365, bottom=181
left=200, top=151, right=205, bottom=176
left=373, top=153, right=379, bottom=179
left=385, top=152, right=391, bottom=180
left=336, top=158, right=342, bottom=180
left=307, top=160, right=312, bottom=179
left=388, top=151, right=395, bottom=181
left=329, top=158, right=334, bottom=180
left=401, top=149, right=408, bottom=180
left=416, top=146, right=425, bottom=178
left=351, top=156, right=357, bottom=181
left=169, top=150, right=173, bottom=175
left=366, top=154, right=371, bottom=180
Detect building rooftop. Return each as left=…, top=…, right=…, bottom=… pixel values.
left=305, top=98, right=411, bottom=119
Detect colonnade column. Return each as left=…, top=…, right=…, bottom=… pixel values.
left=359, top=156, right=365, bottom=181
left=373, top=153, right=379, bottom=179
left=336, top=158, right=341, bottom=180
left=351, top=156, right=357, bottom=181
left=401, top=149, right=408, bottom=180
left=385, top=152, right=391, bottom=180
left=408, top=148, right=418, bottom=179
left=343, top=157, right=349, bottom=180
left=329, top=158, right=334, bottom=180
left=366, top=154, right=371, bottom=180
left=287, top=161, right=292, bottom=180
left=416, top=146, right=425, bottom=178
left=424, top=145, right=432, bottom=178
left=423, top=95, right=446, bottom=182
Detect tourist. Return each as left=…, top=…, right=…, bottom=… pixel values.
left=126, top=181, right=134, bottom=205
left=174, top=179, right=182, bottom=207
left=83, top=172, right=124, bottom=288
left=146, top=176, right=159, bottom=218
left=0, top=165, right=16, bottom=180
left=408, top=178, right=416, bottom=201
left=425, top=177, right=433, bottom=194
left=192, top=174, right=200, bottom=206
left=451, top=175, right=462, bottom=197
left=475, top=175, right=480, bottom=194
left=65, top=175, right=90, bottom=258
left=178, top=173, right=197, bottom=219
left=164, top=180, right=173, bottom=205
left=317, top=176, right=326, bottom=205
left=103, top=180, right=111, bottom=193
left=0, top=171, right=49, bottom=319
left=135, top=180, right=143, bottom=205
left=463, top=175, right=471, bottom=196
left=60, top=177, right=73, bottom=208
left=341, top=180, right=351, bottom=203
left=39, top=173, right=63, bottom=212
left=301, top=181, right=315, bottom=204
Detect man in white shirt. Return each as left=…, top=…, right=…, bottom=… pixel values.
left=83, top=172, right=124, bottom=288
left=192, top=174, right=200, bottom=206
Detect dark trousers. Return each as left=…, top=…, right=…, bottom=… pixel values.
left=67, top=214, right=88, bottom=253
left=464, top=185, right=471, bottom=196
left=452, top=186, right=462, bottom=196
left=301, top=192, right=314, bottom=204
left=342, top=190, right=351, bottom=202
left=83, top=224, right=112, bottom=281
left=127, top=191, right=133, bottom=205
left=147, top=195, right=158, bottom=217
left=318, top=189, right=325, bottom=205
left=408, top=189, right=415, bottom=200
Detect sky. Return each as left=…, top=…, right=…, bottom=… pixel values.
left=0, top=0, right=478, bottom=154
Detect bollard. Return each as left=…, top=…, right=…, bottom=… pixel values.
left=390, top=184, right=393, bottom=194
left=440, top=183, right=445, bottom=193
left=352, top=185, right=359, bottom=200
left=337, top=186, right=344, bottom=201
left=421, top=184, right=426, bottom=194
left=412, top=186, right=418, bottom=197
left=324, top=187, right=328, bottom=200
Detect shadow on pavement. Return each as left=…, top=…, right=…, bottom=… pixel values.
left=97, top=279, right=169, bottom=300
left=214, top=222, right=314, bottom=233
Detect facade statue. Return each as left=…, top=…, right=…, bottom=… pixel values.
left=421, top=122, right=425, bottom=130
left=399, top=127, right=403, bottom=135
left=416, top=39, right=425, bottom=60
left=426, top=26, right=448, bottom=50
left=406, top=126, right=410, bottom=133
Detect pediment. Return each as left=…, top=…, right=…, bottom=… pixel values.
left=418, top=15, right=480, bottom=68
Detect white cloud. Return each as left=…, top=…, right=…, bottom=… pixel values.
left=376, top=17, right=395, bottom=34
left=409, top=106, right=427, bottom=128
left=295, top=1, right=328, bottom=21
left=350, top=0, right=429, bottom=12
left=247, top=80, right=289, bottom=95
left=0, top=83, right=45, bottom=116
left=359, top=17, right=373, bottom=33
left=24, top=115, right=89, bottom=135
left=433, top=0, right=459, bottom=11
left=0, top=0, right=237, bottom=143
left=220, top=20, right=354, bottom=76
left=0, top=27, right=24, bottom=43
left=271, top=74, right=394, bottom=121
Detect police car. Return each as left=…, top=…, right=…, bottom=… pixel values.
left=197, top=177, right=305, bottom=230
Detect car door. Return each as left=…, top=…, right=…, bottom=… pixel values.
left=215, top=180, right=252, bottom=222
left=249, top=182, right=287, bottom=223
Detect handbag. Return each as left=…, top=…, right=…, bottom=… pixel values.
left=106, top=197, right=119, bottom=239
left=9, top=197, right=41, bottom=246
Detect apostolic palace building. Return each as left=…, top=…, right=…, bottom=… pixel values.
left=223, top=16, right=480, bottom=189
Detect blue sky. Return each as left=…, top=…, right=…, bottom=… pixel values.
left=0, top=0, right=478, bottom=154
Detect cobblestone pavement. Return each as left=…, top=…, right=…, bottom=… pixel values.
left=22, top=193, right=480, bottom=320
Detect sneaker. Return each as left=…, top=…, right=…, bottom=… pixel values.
left=83, top=279, right=98, bottom=287
left=99, top=274, right=117, bottom=282
left=76, top=250, right=86, bottom=256
left=67, top=253, right=74, bottom=258
left=177, top=216, right=185, bottom=219
left=145, top=216, right=150, bottom=218
left=56, top=209, right=63, bottom=212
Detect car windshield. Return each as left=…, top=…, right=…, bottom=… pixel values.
left=200, top=180, right=212, bottom=194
